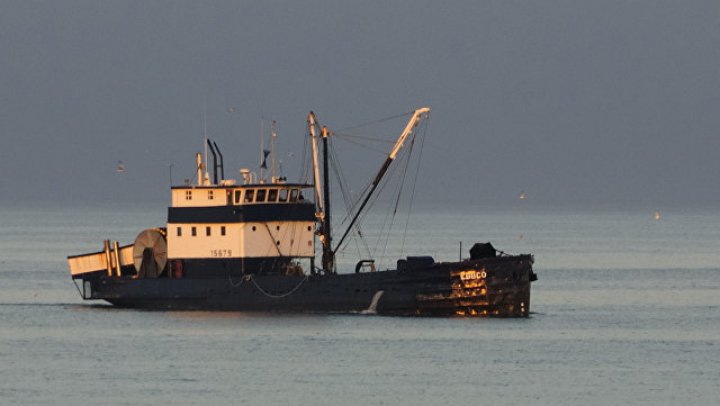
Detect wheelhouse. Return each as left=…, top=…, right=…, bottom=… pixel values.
left=171, top=184, right=313, bottom=208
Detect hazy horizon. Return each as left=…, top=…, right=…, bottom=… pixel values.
left=2, top=1, right=719, bottom=210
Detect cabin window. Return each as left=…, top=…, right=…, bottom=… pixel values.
left=234, top=190, right=242, bottom=204
left=279, top=189, right=289, bottom=202
left=191, top=227, right=197, bottom=236
left=290, top=189, right=299, bottom=202
left=221, top=226, right=226, bottom=236
left=177, top=227, right=182, bottom=236
left=185, top=190, right=192, bottom=200
left=267, top=189, right=278, bottom=202
left=256, top=189, right=267, bottom=203
left=244, top=189, right=254, bottom=203
left=208, top=190, right=214, bottom=200
left=206, top=226, right=211, bottom=236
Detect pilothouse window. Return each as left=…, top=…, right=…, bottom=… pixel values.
left=290, top=189, right=299, bottom=202
left=256, top=189, right=267, bottom=202
left=279, top=189, right=288, bottom=202
left=268, top=189, right=278, bottom=202
left=244, top=189, right=254, bottom=203
left=234, top=190, right=242, bottom=204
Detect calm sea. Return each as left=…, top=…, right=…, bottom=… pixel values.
left=1, top=204, right=718, bottom=405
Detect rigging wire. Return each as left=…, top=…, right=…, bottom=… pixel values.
left=332, top=157, right=391, bottom=255
left=338, top=180, right=371, bottom=226
left=329, top=134, right=390, bottom=155
left=299, top=122, right=310, bottom=184
left=325, top=110, right=429, bottom=270
left=400, top=119, right=430, bottom=256
left=353, top=150, right=406, bottom=267
left=333, top=110, right=414, bottom=133
left=332, top=132, right=396, bottom=144
left=375, top=136, right=417, bottom=268
left=328, top=137, right=372, bottom=259
left=344, top=146, right=405, bottom=260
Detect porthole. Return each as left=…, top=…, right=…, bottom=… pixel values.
left=252, top=226, right=256, bottom=231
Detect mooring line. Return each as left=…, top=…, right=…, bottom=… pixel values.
left=250, top=275, right=309, bottom=299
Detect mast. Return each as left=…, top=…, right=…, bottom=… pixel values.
left=321, top=126, right=334, bottom=272
left=333, top=107, right=430, bottom=253
left=196, top=152, right=203, bottom=185
left=271, top=120, right=277, bottom=182
left=308, top=112, right=324, bottom=215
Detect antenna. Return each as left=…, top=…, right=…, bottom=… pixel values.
left=202, top=99, right=209, bottom=185
left=271, top=120, right=277, bottom=182
left=259, top=113, right=265, bottom=182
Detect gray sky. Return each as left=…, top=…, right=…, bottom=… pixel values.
left=2, top=1, right=719, bottom=209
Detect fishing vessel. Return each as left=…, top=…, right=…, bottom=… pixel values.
left=67, top=107, right=537, bottom=316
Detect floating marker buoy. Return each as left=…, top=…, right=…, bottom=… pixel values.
left=519, top=191, right=525, bottom=200
left=655, top=211, right=661, bottom=221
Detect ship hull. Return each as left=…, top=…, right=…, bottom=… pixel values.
left=77, top=255, right=534, bottom=317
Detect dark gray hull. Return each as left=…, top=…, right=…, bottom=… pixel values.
left=78, top=255, right=535, bottom=317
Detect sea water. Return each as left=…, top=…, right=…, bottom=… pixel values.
left=1, top=204, right=718, bottom=405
